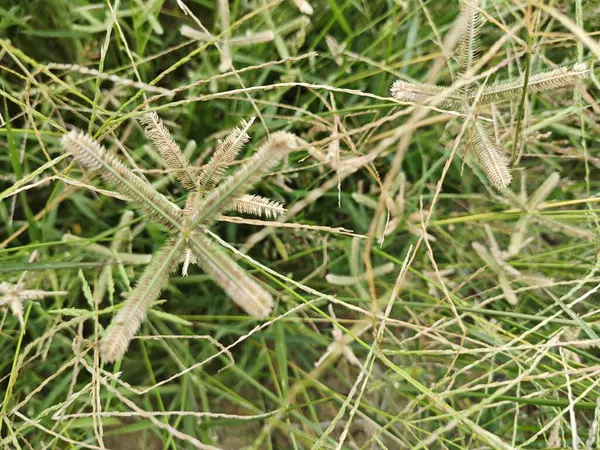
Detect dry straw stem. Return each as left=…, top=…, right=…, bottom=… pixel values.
left=61, top=130, right=182, bottom=229
left=140, top=112, right=198, bottom=190
left=180, top=25, right=275, bottom=47
left=99, top=237, right=186, bottom=363
left=45, top=63, right=172, bottom=96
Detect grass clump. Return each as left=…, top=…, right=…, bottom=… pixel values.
left=1, top=0, right=599, bottom=448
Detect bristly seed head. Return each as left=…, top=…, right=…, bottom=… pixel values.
left=61, top=129, right=106, bottom=171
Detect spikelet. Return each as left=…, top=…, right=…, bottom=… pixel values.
left=480, top=63, right=590, bottom=104
left=231, top=194, right=286, bottom=219
left=391, top=79, right=460, bottom=107
left=140, top=112, right=198, bottom=189
left=99, top=237, right=186, bottom=363
left=198, top=117, right=255, bottom=191
left=291, top=0, right=313, bottom=15
left=468, top=120, right=512, bottom=189
left=228, top=32, right=275, bottom=47
left=187, top=232, right=273, bottom=318
left=180, top=25, right=211, bottom=41
left=458, top=0, right=482, bottom=74
left=471, top=241, right=517, bottom=305
left=218, top=0, right=232, bottom=72
left=326, top=263, right=395, bottom=286
left=508, top=172, right=560, bottom=256
left=61, top=130, right=183, bottom=229
left=191, top=132, right=298, bottom=228
left=325, top=35, right=346, bottom=66
left=527, top=171, right=561, bottom=210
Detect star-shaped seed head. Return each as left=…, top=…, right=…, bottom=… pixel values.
left=61, top=116, right=299, bottom=362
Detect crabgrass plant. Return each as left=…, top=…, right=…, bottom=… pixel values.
left=2, top=0, right=600, bottom=448
left=391, top=0, right=589, bottom=189
left=61, top=115, right=298, bottom=362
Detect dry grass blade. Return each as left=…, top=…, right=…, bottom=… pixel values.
left=469, top=120, right=512, bottom=189
left=198, top=117, right=255, bottom=192
left=187, top=232, right=273, bottom=317
left=99, top=237, right=186, bottom=363
left=190, top=132, right=298, bottom=227
left=480, top=63, right=589, bottom=104
left=61, top=130, right=182, bottom=229
left=140, top=112, right=198, bottom=189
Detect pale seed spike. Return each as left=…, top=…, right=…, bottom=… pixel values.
left=198, top=117, right=255, bottom=191
left=480, top=63, right=590, bottom=105
left=99, top=237, right=186, bottom=363
left=470, top=120, right=512, bottom=190
left=508, top=172, right=560, bottom=256
left=527, top=172, right=561, bottom=210
left=218, top=0, right=232, bottom=72
left=61, top=130, right=183, bottom=229
left=291, top=0, right=313, bottom=15
left=391, top=79, right=460, bottom=108
left=190, top=132, right=298, bottom=228
left=180, top=25, right=210, bottom=41
left=458, top=0, right=482, bottom=75
left=227, top=31, right=276, bottom=47
left=140, top=112, right=198, bottom=190
left=187, top=233, right=273, bottom=318
left=230, top=194, right=286, bottom=219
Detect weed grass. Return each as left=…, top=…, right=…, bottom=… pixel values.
left=1, top=0, right=599, bottom=448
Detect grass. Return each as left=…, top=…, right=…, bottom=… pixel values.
left=1, top=0, right=600, bottom=448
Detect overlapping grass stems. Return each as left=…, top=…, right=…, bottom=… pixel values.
left=0, top=0, right=598, bottom=448
left=391, top=0, right=589, bottom=189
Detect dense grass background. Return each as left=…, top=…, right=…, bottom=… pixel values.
left=1, top=0, right=600, bottom=448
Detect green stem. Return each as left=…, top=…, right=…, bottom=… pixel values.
left=510, top=32, right=533, bottom=165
